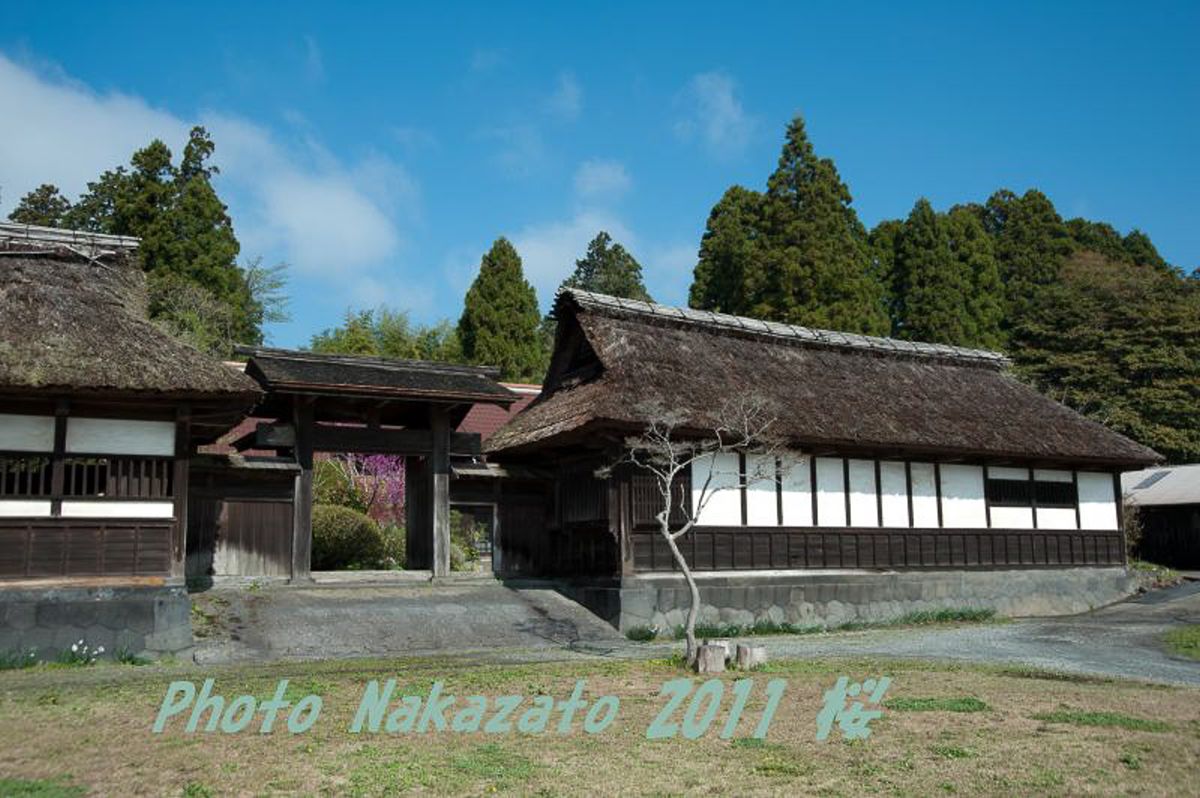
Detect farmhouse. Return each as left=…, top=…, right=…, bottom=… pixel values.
left=484, top=289, right=1163, bottom=631
left=0, top=223, right=261, bottom=654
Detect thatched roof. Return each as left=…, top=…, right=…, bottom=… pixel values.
left=485, top=289, right=1161, bottom=468
left=0, top=222, right=261, bottom=402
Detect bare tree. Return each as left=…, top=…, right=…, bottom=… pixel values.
left=603, top=396, right=785, bottom=667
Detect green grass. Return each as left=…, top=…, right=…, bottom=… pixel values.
left=885, top=696, right=990, bottom=713
left=0, top=648, right=39, bottom=670
left=0, top=777, right=86, bottom=797
left=1164, top=625, right=1200, bottom=661
left=931, top=745, right=974, bottom=760
left=671, top=607, right=996, bottom=640
left=1032, top=709, right=1171, bottom=733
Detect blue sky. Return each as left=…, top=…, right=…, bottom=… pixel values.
left=2, top=2, right=1196, bottom=347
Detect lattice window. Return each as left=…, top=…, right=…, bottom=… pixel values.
left=62, top=457, right=174, bottom=499
left=0, top=455, right=53, bottom=497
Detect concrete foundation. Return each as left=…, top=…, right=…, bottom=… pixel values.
left=0, top=584, right=193, bottom=659
left=566, top=568, right=1138, bottom=633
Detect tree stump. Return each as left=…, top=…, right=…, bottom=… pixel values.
left=695, top=644, right=727, bottom=673
left=704, top=638, right=732, bottom=662
left=736, top=644, right=767, bottom=670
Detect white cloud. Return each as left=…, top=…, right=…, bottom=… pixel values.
left=481, top=124, right=548, bottom=178
left=573, top=159, right=631, bottom=201
left=0, top=52, right=409, bottom=280
left=674, top=71, right=755, bottom=157
left=512, top=210, right=635, bottom=305
left=303, top=35, right=325, bottom=83
left=545, top=72, right=582, bottom=121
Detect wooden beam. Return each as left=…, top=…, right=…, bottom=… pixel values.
left=49, top=400, right=68, bottom=517
left=430, top=406, right=451, bottom=578
left=171, top=407, right=190, bottom=582
left=253, top=422, right=480, bottom=456
left=291, top=400, right=315, bottom=582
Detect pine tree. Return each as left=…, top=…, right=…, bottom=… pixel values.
left=8, top=184, right=72, bottom=226
left=458, top=238, right=546, bottom=382
left=559, top=231, right=653, bottom=301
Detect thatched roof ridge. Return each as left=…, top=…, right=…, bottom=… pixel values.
left=0, top=228, right=261, bottom=401
left=486, top=290, right=1161, bottom=468
left=239, top=347, right=518, bottom=405
left=563, top=288, right=1011, bottom=368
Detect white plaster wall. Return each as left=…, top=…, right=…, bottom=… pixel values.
left=745, top=452, right=778, bottom=526
left=879, top=462, right=909, bottom=527
left=815, top=457, right=846, bottom=527
left=909, top=463, right=939, bottom=527
left=59, top=501, right=174, bottom=519
left=847, top=459, right=879, bottom=527
left=693, top=452, right=742, bottom=526
left=940, top=464, right=988, bottom=529
left=779, top=454, right=812, bottom=526
left=66, top=418, right=175, bottom=457
left=0, top=414, right=55, bottom=452
left=1038, top=507, right=1078, bottom=530
left=991, top=506, right=1034, bottom=529
left=1034, top=468, right=1073, bottom=483
left=1078, top=472, right=1118, bottom=530
left=0, top=500, right=52, bottom=517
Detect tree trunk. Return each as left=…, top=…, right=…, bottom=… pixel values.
left=662, top=527, right=702, bottom=667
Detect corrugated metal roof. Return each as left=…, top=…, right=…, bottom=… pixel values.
left=1122, top=464, right=1200, bottom=506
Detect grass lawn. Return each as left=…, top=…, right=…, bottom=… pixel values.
left=0, top=654, right=1197, bottom=796
left=1165, top=625, right=1200, bottom=661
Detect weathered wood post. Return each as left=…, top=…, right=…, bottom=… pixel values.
left=171, top=406, right=191, bottom=581
left=695, top=644, right=726, bottom=673
left=291, top=399, right=314, bottom=582
left=430, top=405, right=451, bottom=578
left=736, top=644, right=767, bottom=670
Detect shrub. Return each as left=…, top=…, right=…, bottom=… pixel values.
left=450, top=510, right=484, bottom=560
left=625, top=625, right=658, bottom=642
left=312, top=504, right=383, bottom=570
left=378, top=523, right=407, bottom=570
left=313, top=459, right=367, bottom=512
left=449, top=542, right=474, bottom=572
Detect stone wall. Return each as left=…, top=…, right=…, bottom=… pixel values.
left=612, top=568, right=1137, bottom=633
left=0, top=585, right=193, bottom=659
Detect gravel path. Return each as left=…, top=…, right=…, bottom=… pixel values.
left=192, top=578, right=1200, bottom=685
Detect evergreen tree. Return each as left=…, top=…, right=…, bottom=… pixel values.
left=866, top=218, right=904, bottom=336
left=690, top=116, right=889, bottom=334
left=559, top=231, right=653, bottom=300
left=458, top=238, right=546, bottom=382
left=945, top=206, right=1005, bottom=350
left=983, top=189, right=1072, bottom=321
left=760, top=117, right=890, bottom=334
left=689, top=185, right=766, bottom=314
left=8, top=184, right=72, bottom=226
left=311, top=308, right=462, bottom=362
left=892, top=199, right=972, bottom=344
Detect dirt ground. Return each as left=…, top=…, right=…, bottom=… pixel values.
left=1, top=654, right=1197, bottom=797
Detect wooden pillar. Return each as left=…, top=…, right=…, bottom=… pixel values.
left=615, top=465, right=635, bottom=578
left=291, top=399, right=314, bottom=582
left=171, top=406, right=191, bottom=582
left=430, top=405, right=452, bottom=578
left=49, top=399, right=68, bottom=517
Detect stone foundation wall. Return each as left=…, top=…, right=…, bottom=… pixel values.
left=612, top=568, right=1136, bottom=633
left=0, top=585, right=193, bottom=659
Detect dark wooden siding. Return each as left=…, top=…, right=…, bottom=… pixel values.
left=1134, top=504, right=1200, bottom=569
left=187, top=463, right=295, bottom=579
left=0, top=518, right=173, bottom=579
left=632, top=526, right=1126, bottom=571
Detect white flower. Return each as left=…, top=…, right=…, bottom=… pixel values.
left=71, top=644, right=78, bottom=653
left=96, top=646, right=105, bottom=654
